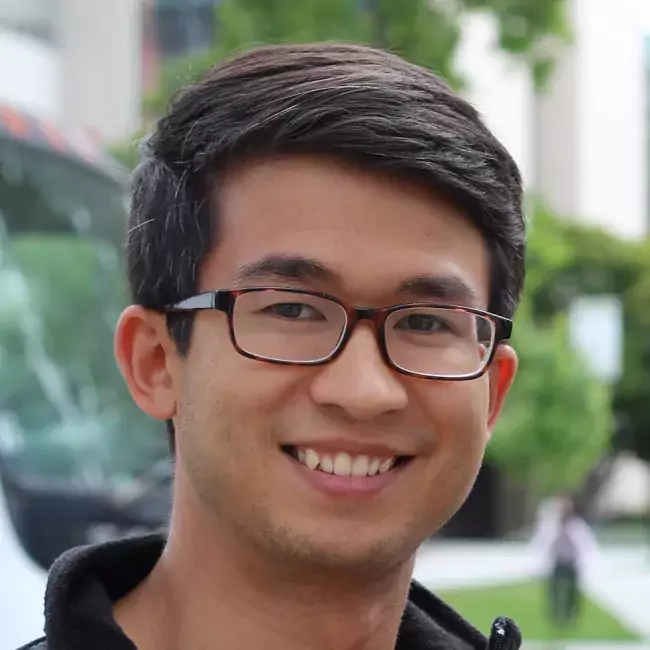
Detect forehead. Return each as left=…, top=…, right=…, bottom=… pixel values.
left=203, top=155, right=490, bottom=306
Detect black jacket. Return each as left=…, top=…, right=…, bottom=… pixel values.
left=18, top=534, right=522, bottom=650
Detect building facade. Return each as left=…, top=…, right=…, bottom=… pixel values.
left=458, top=0, right=648, bottom=240
left=0, top=0, right=143, bottom=144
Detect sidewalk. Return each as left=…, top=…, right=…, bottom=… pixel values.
left=414, top=540, right=540, bottom=589
left=413, top=540, right=650, bottom=642
left=0, top=480, right=48, bottom=649
left=521, top=641, right=650, bottom=650
left=583, top=546, right=650, bottom=641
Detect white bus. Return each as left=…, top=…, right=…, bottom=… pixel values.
left=0, top=103, right=171, bottom=648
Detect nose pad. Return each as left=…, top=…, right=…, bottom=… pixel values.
left=310, top=324, right=408, bottom=420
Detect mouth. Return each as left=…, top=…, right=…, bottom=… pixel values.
left=281, top=445, right=413, bottom=478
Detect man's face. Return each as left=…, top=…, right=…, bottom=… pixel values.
left=129, top=156, right=517, bottom=571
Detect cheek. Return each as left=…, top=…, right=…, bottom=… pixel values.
left=436, top=376, right=490, bottom=433
left=179, top=322, right=307, bottom=453
left=420, top=378, right=491, bottom=472
left=188, top=316, right=300, bottom=406
left=411, top=381, right=491, bottom=528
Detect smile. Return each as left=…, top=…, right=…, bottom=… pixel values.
left=282, top=445, right=412, bottom=485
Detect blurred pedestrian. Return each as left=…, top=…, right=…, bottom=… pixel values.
left=531, top=494, right=600, bottom=629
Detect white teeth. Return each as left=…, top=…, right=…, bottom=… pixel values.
left=295, top=448, right=398, bottom=477
left=321, top=455, right=334, bottom=473
left=351, top=455, right=370, bottom=477
left=333, top=452, right=352, bottom=476
left=305, top=449, right=319, bottom=470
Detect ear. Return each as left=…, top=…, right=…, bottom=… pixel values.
left=486, top=344, right=518, bottom=436
left=114, top=305, right=179, bottom=421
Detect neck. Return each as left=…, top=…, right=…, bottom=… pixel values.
left=115, top=479, right=415, bottom=650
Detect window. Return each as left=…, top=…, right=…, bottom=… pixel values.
left=155, top=0, right=217, bottom=58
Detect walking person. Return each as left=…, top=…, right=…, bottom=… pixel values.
left=532, top=494, right=600, bottom=629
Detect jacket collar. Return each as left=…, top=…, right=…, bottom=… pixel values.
left=41, top=534, right=521, bottom=650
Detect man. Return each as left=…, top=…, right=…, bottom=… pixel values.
left=531, top=494, right=600, bottom=628
left=21, top=43, right=525, bottom=650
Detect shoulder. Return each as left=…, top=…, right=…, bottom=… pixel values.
left=405, top=581, right=486, bottom=649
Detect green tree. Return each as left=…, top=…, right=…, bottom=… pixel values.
left=110, top=0, right=569, bottom=156
left=489, top=304, right=612, bottom=497
left=523, top=202, right=650, bottom=464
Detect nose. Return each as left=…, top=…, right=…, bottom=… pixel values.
left=309, top=323, right=409, bottom=421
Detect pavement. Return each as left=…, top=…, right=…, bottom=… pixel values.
left=0, top=483, right=48, bottom=650
left=583, top=546, right=650, bottom=644
left=523, top=645, right=649, bottom=650
left=414, top=540, right=650, bottom=649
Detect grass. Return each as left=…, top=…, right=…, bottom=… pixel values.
left=595, top=520, right=650, bottom=546
left=436, top=579, right=640, bottom=641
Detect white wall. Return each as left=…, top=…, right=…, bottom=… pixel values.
left=58, top=0, right=143, bottom=143
left=455, top=11, right=535, bottom=188
left=537, top=0, right=648, bottom=239
left=577, top=0, right=647, bottom=239
left=0, top=27, right=59, bottom=119
left=535, top=44, right=581, bottom=217
left=595, top=453, right=650, bottom=517
left=0, top=474, right=47, bottom=650
left=0, top=1, right=143, bottom=143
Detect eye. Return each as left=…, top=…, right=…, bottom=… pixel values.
left=394, top=313, right=450, bottom=333
left=262, top=302, right=326, bottom=321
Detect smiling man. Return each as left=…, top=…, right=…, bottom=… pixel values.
left=20, top=43, right=525, bottom=650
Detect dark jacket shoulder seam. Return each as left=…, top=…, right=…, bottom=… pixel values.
left=410, top=580, right=486, bottom=648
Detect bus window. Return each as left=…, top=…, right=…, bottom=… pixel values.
left=0, top=104, right=171, bottom=574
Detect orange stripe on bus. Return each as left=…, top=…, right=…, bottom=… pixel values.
left=40, top=121, right=68, bottom=152
left=0, top=105, right=30, bottom=138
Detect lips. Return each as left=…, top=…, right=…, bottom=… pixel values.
left=282, top=446, right=411, bottom=478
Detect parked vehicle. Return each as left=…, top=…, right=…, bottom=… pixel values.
left=0, top=102, right=169, bottom=648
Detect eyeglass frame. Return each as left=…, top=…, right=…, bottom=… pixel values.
left=164, top=287, right=513, bottom=381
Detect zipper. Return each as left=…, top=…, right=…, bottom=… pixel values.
left=487, top=617, right=522, bottom=650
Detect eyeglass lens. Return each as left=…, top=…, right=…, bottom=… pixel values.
left=231, top=290, right=494, bottom=377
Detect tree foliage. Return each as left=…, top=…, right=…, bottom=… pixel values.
left=134, top=0, right=569, bottom=127
left=111, top=0, right=571, bottom=169
left=462, top=0, right=570, bottom=85
left=489, top=303, right=612, bottom=497
left=523, top=203, right=650, bottom=463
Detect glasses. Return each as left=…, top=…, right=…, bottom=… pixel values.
left=165, top=288, right=512, bottom=380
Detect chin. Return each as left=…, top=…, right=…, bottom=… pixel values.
left=265, top=521, right=421, bottom=575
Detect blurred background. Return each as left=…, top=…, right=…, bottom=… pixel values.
left=0, top=0, right=649, bottom=647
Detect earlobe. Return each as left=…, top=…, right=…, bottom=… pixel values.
left=486, top=344, right=518, bottom=435
left=114, top=305, right=178, bottom=421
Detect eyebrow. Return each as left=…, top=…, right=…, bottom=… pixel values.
left=233, top=254, right=479, bottom=305
left=233, top=254, right=342, bottom=285
left=397, top=275, right=480, bottom=306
